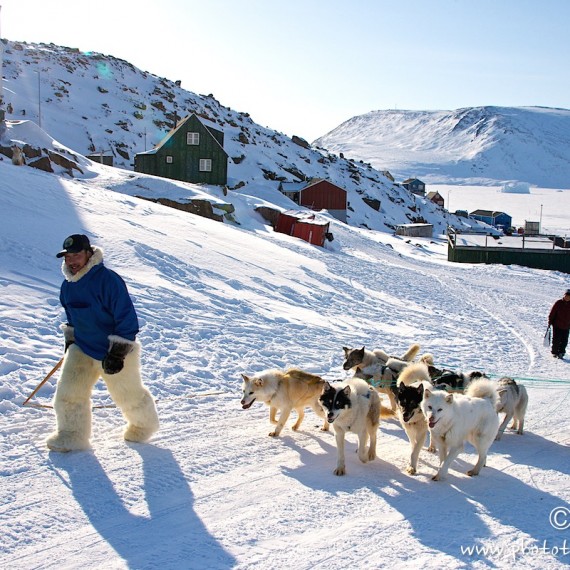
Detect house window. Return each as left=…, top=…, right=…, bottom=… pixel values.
left=187, top=132, right=200, bottom=145
left=199, top=159, right=212, bottom=172
left=165, top=155, right=173, bottom=164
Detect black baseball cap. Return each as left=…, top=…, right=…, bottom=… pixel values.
left=56, top=234, right=92, bottom=258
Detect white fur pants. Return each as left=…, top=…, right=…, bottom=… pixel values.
left=47, top=343, right=159, bottom=451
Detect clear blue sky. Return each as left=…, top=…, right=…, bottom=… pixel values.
left=2, top=0, right=569, bottom=141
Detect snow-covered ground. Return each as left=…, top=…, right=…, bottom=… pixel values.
left=1, top=154, right=570, bottom=569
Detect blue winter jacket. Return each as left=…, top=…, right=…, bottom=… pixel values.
left=60, top=247, right=139, bottom=360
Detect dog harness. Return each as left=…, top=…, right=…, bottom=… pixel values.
left=356, top=365, right=398, bottom=389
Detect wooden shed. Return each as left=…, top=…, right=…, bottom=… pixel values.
left=396, top=223, right=434, bottom=238
left=278, top=179, right=347, bottom=222
left=274, top=210, right=331, bottom=246
left=134, top=113, right=228, bottom=185
left=87, top=153, right=114, bottom=167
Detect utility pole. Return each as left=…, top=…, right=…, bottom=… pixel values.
left=36, top=70, right=41, bottom=128
left=98, top=148, right=112, bottom=165
left=0, top=4, right=5, bottom=125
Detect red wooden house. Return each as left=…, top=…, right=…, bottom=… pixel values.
left=274, top=210, right=331, bottom=246
left=426, top=191, right=445, bottom=207
left=278, top=178, right=347, bottom=222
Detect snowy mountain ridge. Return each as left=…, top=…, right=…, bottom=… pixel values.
left=314, top=106, right=570, bottom=188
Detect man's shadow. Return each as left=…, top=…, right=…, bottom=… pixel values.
left=50, top=444, right=235, bottom=569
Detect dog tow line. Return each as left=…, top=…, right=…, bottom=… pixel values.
left=21, top=391, right=227, bottom=410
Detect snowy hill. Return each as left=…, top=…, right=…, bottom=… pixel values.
left=0, top=38, right=461, bottom=234
left=314, top=106, right=570, bottom=188
left=1, top=135, right=570, bottom=569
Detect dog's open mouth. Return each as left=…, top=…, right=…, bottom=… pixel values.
left=428, top=418, right=439, bottom=428
left=241, top=399, right=255, bottom=409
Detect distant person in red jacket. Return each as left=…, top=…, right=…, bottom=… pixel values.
left=548, top=289, right=570, bottom=359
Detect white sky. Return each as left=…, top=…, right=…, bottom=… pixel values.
left=2, top=0, right=570, bottom=141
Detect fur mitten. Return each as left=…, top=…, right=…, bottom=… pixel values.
left=61, top=323, right=75, bottom=352
left=102, top=335, right=135, bottom=374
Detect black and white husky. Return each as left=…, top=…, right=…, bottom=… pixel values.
left=390, top=362, right=435, bottom=475
left=425, top=360, right=488, bottom=393
left=318, top=378, right=381, bottom=476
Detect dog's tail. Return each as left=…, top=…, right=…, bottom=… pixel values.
left=380, top=402, right=396, bottom=418
left=466, top=378, right=498, bottom=407
left=396, top=361, right=431, bottom=386
left=400, top=343, right=420, bottom=362
left=419, top=353, right=434, bottom=365
left=285, top=368, right=323, bottom=385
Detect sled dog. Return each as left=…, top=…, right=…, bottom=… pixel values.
left=428, top=366, right=488, bottom=393
left=342, top=343, right=420, bottom=410
left=391, top=362, right=435, bottom=475
left=419, top=354, right=488, bottom=393
left=318, top=377, right=381, bottom=476
left=241, top=368, right=329, bottom=437
left=421, top=378, right=499, bottom=481
left=342, top=343, right=420, bottom=373
left=495, top=376, right=528, bottom=440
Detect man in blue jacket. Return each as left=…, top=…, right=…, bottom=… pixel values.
left=46, top=234, right=159, bottom=452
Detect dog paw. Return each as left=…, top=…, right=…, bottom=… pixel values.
left=406, top=466, right=417, bottom=475
left=427, top=445, right=436, bottom=453
left=466, top=469, right=479, bottom=477
left=268, top=431, right=280, bottom=437
left=431, top=473, right=441, bottom=481
left=333, top=467, right=346, bottom=476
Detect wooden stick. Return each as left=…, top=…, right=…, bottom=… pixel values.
left=22, top=357, right=64, bottom=406
left=21, top=389, right=226, bottom=409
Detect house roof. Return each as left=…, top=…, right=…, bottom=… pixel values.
left=426, top=191, right=442, bottom=199
left=279, top=178, right=346, bottom=194
left=402, top=178, right=424, bottom=184
left=280, top=182, right=306, bottom=193
left=396, top=223, right=434, bottom=228
left=137, top=113, right=228, bottom=156
left=280, top=210, right=330, bottom=226
left=470, top=209, right=509, bottom=217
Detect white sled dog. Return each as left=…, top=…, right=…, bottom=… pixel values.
left=342, top=343, right=421, bottom=411
left=318, top=377, right=382, bottom=476
left=390, top=361, right=435, bottom=475
left=495, top=376, right=528, bottom=440
left=241, top=368, right=329, bottom=437
left=421, top=378, right=499, bottom=481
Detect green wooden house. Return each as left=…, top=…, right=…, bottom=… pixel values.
left=134, top=113, right=228, bottom=185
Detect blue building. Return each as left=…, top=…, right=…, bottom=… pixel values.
left=469, top=209, right=512, bottom=231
